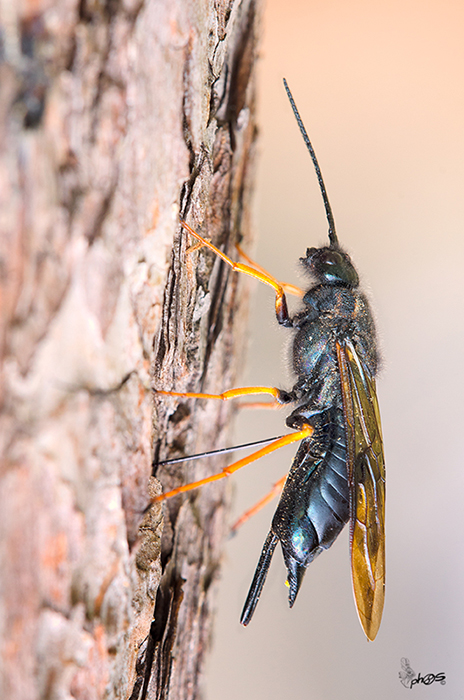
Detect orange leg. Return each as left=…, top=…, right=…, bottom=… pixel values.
left=155, top=222, right=305, bottom=505
left=153, top=425, right=313, bottom=502
left=230, top=475, right=287, bottom=534
left=154, top=385, right=284, bottom=403
left=237, top=400, right=282, bottom=410
left=181, top=220, right=291, bottom=326
left=186, top=239, right=206, bottom=254
left=235, top=243, right=304, bottom=299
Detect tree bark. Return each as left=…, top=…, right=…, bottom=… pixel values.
left=0, top=0, right=260, bottom=698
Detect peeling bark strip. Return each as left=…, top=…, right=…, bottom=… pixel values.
left=0, top=1, right=260, bottom=699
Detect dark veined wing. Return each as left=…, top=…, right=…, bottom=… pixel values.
left=336, top=338, right=385, bottom=641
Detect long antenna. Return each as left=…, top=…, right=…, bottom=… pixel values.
left=283, top=78, right=339, bottom=248
left=153, top=434, right=285, bottom=467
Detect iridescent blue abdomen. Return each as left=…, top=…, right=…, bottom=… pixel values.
left=272, top=408, right=349, bottom=604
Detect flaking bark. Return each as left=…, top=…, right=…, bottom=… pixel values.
left=0, top=0, right=260, bottom=698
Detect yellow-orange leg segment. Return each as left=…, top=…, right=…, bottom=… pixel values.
left=230, top=475, right=287, bottom=534
left=153, top=426, right=313, bottom=502
left=237, top=400, right=282, bottom=410
left=155, top=385, right=282, bottom=403
left=181, top=220, right=291, bottom=326
left=235, top=243, right=304, bottom=299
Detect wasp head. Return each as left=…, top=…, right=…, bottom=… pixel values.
left=301, top=246, right=359, bottom=287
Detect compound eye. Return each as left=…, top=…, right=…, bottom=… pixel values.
left=322, top=253, right=338, bottom=267
left=302, top=247, right=359, bottom=286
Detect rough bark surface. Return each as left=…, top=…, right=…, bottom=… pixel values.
left=0, top=0, right=259, bottom=698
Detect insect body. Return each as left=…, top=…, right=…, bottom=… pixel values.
left=156, top=81, right=385, bottom=641
left=241, top=228, right=385, bottom=641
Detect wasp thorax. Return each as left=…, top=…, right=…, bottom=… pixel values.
left=301, top=246, right=359, bottom=287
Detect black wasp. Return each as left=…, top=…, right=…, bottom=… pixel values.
left=155, top=79, right=385, bottom=641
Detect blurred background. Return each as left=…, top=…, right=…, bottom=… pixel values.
left=206, top=0, right=464, bottom=697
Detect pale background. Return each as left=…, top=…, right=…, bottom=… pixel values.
left=206, top=0, right=464, bottom=698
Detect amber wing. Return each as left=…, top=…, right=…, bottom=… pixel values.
left=336, top=338, right=386, bottom=641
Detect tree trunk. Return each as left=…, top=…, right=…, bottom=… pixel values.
left=0, top=0, right=260, bottom=698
